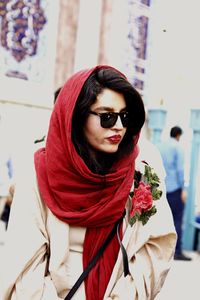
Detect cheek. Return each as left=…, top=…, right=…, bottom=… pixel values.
left=84, top=119, right=103, bottom=145
left=86, top=117, right=99, bottom=131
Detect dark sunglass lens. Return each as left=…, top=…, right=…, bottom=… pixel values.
left=121, top=112, right=129, bottom=127
left=100, top=113, right=117, bottom=128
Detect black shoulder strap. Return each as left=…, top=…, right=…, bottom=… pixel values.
left=64, top=215, right=123, bottom=300
left=116, top=223, right=130, bottom=277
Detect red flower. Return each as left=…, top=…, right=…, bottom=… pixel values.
left=130, top=181, right=153, bottom=217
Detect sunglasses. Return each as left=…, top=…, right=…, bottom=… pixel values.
left=89, top=111, right=129, bottom=128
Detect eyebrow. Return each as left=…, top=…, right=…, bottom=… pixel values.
left=94, top=106, right=127, bottom=112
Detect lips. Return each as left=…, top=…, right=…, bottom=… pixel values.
left=107, top=135, right=121, bottom=144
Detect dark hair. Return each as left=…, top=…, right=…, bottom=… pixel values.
left=170, top=126, right=183, bottom=138
left=54, top=87, right=62, bottom=104
left=72, top=68, right=145, bottom=174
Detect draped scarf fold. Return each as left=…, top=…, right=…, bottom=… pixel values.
left=34, top=65, right=139, bottom=299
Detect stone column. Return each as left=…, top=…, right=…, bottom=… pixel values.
left=54, top=0, right=80, bottom=89
left=73, top=0, right=102, bottom=71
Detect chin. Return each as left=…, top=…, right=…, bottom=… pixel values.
left=102, top=145, right=119, bottom=153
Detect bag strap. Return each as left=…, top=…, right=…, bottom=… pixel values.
left=116, top=223, right=130, bottom=277
left=64, top=214, right=124, bottom=300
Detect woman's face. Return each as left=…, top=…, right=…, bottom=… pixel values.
left=84, top=88, right=127, bottom=154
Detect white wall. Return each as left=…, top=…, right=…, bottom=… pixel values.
left=0, top=103, right=52, bottom=180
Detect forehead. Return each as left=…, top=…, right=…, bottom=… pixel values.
left=91, top=88, right=126, bottom=110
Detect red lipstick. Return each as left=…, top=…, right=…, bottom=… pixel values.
left=107, top=135, right=121, bottom=144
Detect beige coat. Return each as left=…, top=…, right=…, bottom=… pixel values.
left=0, top=139, right=176, bottom=299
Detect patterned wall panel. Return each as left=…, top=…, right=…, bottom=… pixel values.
left=125, top=0, right=151, bottom=96
left=0, top=0, right=59, bottom=107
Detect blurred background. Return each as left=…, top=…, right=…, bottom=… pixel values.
left=0, top=0, right=200, bottom=298
left=0, top=0, right=199, bottom=174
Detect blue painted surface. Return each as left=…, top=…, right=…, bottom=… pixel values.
left=147, top=108, right=200, bottom=250
left=183, top=109, right=200, bottom=250
left=148, top=108, right=167, bottom=145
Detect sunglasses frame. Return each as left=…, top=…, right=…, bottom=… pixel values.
left=89, top=111, right=129, bottom=128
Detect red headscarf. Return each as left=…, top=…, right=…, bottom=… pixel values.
left=34, top=65, right=139, bottom=299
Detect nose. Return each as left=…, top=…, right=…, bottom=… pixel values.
left=113, top=115, right=123, bottom=129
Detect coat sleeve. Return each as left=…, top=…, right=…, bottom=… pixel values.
left=0, top=175, right=62, bottom=300
left=104, top=140, right=177, bottom=299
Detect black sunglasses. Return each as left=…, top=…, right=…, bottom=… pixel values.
left=89, top=111, right=129, bottom=128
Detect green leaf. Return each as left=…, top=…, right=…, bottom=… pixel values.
left=152, top=188, right=162, bottom=200
left=152, top=173, right=160, bottom=182
left=129, top=212, right=140, bottom=226
left=139, top=206, right=157, bottom=225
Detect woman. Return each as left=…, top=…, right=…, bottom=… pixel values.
left=0, top=66, right=176, bottom=300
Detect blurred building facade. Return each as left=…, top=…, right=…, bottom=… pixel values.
left=0, top=0, right=152, bottom=177
left=55, top=0, right=151, bottom=97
